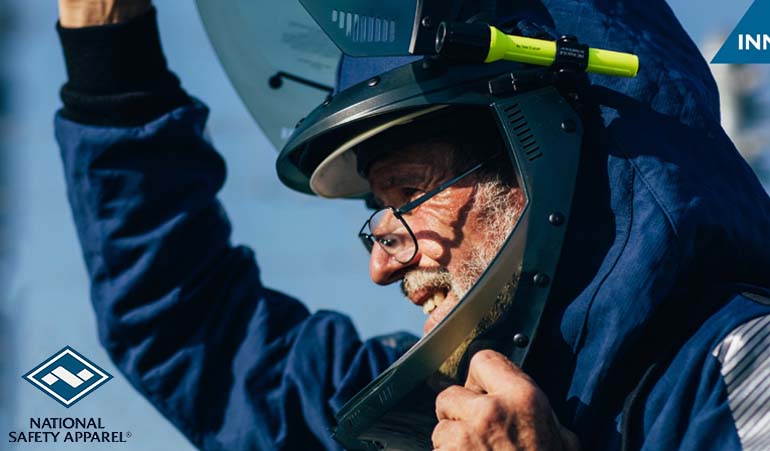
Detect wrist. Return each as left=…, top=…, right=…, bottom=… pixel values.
left=58, top=0, right=151, bottom=28
left=57, top=6, right=190, bottom=125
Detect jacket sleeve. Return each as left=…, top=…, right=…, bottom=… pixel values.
left=55, top=9, right=415, bottom=450
left=705, top=309, right=770, bottom=450
left=632, top=296, right=770, bottom=451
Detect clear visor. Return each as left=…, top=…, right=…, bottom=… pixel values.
left=333, top=87, right=583, bottom=451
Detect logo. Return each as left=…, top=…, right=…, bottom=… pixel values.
left=712, top=0, right=770, bottom=64
left=23, top=347, right=112, bottom=408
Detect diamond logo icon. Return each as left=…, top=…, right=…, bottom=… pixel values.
left=23, top=346, right=112, bottom=408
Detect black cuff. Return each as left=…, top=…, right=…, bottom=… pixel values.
left=57, top=7, right=190, bottom=126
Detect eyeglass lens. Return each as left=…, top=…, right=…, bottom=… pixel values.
left=368, top=207, right=417, bottom=264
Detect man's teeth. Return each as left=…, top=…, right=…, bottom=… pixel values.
left=422, top=292, right=447, bottom=315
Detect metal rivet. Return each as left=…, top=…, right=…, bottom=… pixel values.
left=513, top=334, right=530, bottom=348
left=560, top=119, right=576, bottom=133
left=533, top=273, right=550, bottom=287
left=421, top=16, right=432, bottom=27
left=268, top=75, right=282, bottom=89
left=367, top=77, right=380, bottom=87
left=548, top=213, right=564, bottom=226
left=322, top=97, right=332, bottom=106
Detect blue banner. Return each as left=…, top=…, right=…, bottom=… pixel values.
left=712, top=0, right=770, bottom=63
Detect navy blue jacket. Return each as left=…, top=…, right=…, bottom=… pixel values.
left=55, top=1, right=770, bottom=450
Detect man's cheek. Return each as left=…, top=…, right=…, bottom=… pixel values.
left=420, top=203, right=466, bottom=232
left=415, top=230, right=456, bottom=265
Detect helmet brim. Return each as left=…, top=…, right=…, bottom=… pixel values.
left=276, top=58, right=529, bottom=195
left=309, top=105, right=447, bottom=197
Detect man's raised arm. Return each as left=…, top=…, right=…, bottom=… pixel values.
left=54, top=2, right=412, bottom=449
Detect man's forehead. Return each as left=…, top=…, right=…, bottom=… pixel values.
left=354, top=109, right=470, bottom=177
left=372, top=171, right=425, bottom=191
left=365, top=140, right=456, bottom=186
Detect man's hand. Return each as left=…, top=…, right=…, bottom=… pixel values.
left=433, top=350, right=581, bottom=451
left=59, top=0, right=151, bottom=28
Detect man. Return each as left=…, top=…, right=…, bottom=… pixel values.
left=55, top=0, right=770, bottom=450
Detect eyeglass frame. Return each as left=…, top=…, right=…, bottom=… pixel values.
left=358, top=155, right=498, bottom=263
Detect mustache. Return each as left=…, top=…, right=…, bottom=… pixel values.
left=400, top=268, right=453, bottom=298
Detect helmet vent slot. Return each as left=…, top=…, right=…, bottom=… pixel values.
left=331, top=10, right=396, bottom=43
left=505, top=105, right=543, bottom=162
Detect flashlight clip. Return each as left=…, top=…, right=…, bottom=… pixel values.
left=553, top=35, right=590, bottom=74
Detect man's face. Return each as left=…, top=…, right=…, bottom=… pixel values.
left=366, top=138, right=524, bottom=335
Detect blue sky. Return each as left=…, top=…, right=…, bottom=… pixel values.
left=0, top=0, right=764, bottom=449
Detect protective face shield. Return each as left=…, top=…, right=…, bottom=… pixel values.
left=197, top=1, right=636, bottom=449
left=310, top=84, right=582, bottom=451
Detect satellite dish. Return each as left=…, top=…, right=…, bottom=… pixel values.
left=196, top=0, right=341, bottom=151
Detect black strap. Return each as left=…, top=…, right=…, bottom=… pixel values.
left=620, top=353, right=675, bottom=451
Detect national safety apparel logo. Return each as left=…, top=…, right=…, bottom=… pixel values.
left=23, top=347, right=112, bottom=408
left=712, top=0, right=770, bottom=64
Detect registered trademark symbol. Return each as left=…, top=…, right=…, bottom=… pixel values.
left=126, top=431, right=132, bottom=438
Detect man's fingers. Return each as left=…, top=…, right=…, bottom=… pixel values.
left=435, top=384, right=480, bottom=420
left=431, top=419, right=470, bottom=450
left=433, top=350, right=578, bottom=450
left=465, top=349, right=530, bottom=393
left=59, top=0, right=152, bottom=28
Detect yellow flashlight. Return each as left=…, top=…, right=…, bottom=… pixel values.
left=436, top=22, right=639, bottom=78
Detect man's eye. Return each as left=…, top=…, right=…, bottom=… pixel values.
left=377, top=237, right=397, bottom=248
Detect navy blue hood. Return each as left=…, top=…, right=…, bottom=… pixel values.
left=335, top=0, right=770, bottom=445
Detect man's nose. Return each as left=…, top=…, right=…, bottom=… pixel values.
left=369, top=244, right=420, bottom=285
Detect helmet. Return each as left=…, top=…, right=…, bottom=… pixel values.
left=196, top=0, right=640, bottom=448
left=289, top=59, right=583, bottom=450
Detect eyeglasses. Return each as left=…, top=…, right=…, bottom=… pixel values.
left=358, top=158, right=493, bottom=264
